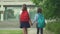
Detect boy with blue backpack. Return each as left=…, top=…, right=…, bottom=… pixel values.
left=33, top=7, right=45, bottom=34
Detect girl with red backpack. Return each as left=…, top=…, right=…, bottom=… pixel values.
left=20, top=4, right=32, bottom=34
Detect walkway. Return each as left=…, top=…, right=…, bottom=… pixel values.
left=0, top=20, right=54, bottom=34
left=0, top=28, right=54, bottom=34
left=28, top=28, right=54, bottom=34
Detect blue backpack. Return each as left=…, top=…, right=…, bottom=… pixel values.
left=37, top=13, right=45, bottom=28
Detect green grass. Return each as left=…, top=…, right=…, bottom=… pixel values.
left=46, top=21, right=60, bottom=34
left=0, top=30, right=22, bottom=34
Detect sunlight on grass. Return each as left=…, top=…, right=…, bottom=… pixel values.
left=0, top=30, right=22, bottom=34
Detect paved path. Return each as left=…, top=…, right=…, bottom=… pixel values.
left=0, top=20, right=20, bottom=28
left=0, top=20, right=54, bottom=34
left=28, top=28, right=54, bottom=34
left=28, top=28, right=37, bottom=34
left=0, top=28, right=54, bottom=34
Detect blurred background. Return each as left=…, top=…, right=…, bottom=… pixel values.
left=0, top=0, right=60, bottom=34
left=0, top=0, right=37, bottom=28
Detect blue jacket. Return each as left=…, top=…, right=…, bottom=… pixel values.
left=33, top=13, right=45, bottom=28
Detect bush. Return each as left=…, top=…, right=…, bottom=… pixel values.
left=46, top=21, right=60, bottom=34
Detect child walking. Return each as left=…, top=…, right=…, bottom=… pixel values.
left=33, top=7, right=45, bottom=34
left=20, top=4, right=32, bottom=34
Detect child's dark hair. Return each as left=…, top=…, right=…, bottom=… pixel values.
left=37, top=7, right=42, bottom=13
left=22, top=4, right=27, bottom=11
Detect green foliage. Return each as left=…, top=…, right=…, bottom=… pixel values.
left=43, top=0, right=60, bottom=19
left=4, top=9, right=15, bottom=19
left=29, top=8, right=37, bottom=19
left=7, top=9, right=14, bottom=18
left=46, top=21, right=60, bottom=34
left=31, top=0, right=43, bottom=6
left=31, top=0, right=60, bottom=19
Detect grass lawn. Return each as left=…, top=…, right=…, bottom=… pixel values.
left=0, top=30, right=22, bottom=34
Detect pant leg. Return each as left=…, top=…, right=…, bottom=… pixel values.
left=40, top=28, right=43, bottom=34
left=37, top=28, right=39, bottom=34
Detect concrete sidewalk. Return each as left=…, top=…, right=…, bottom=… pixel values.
left=28, top=28, right=46, bottom=34
left=28, top=28, right=37, bottom=34
left=28, top=28, right=54, bottom=34
left=0, top=20, right=54, bottom=34
left=0, top=28, right=54, bottom=34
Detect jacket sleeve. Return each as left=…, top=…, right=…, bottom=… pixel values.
left=33, top=14, right=38, bottom=24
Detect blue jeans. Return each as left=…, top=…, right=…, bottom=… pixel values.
left=37, top=28, right=43, bottom=34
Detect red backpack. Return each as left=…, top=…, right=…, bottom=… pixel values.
left=20, top=10, right=30, bottom=22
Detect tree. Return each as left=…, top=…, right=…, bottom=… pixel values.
left=43, top=0, right=60, bottom=19
left=4, top=9, right=15, bottom=19
left=7, top=9, right=14, bottom=18
left=31, top=0, right=60, bottom=19
left=31, top=0, right=43, bottom=6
